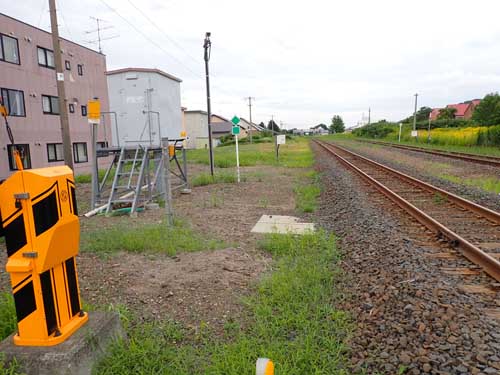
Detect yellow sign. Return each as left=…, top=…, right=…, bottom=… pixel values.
left=87, top=99, right=101, bottom=124
left=180, top=130, right=187, bottom=138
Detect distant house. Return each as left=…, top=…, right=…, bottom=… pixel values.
left=310, top=124, right=329, bottom=135
left=429, top=108, right=441, bottom=121
left=211, top=121, right=234, bottom=139
left=430, top=99, right=481, bottom=121
left=446, top=103, right=474, bottom=119
left=211, top=114, right=229, bottom=123
left=292, top=128, right=311, bottom=136
left=238, top=117, right=264, bottom=137
left=471, top=99, right=481, bottom=108
left=183, top=110, right=217, bottom=149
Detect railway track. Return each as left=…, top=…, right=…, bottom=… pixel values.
left=356, top=139, right=500, bottom=167
left=315, top=140, right=500, bottom=282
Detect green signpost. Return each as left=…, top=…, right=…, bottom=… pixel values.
left=231, top=116, right=241, bottom=183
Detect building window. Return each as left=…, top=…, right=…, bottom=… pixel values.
left=73, top=142, right=88, bottom=163
left=42, top=95, right=59, bottom=115
left=69, top=103, right=75, bottom=113
left=37, top=46, right=55, bottom=68
left=77, top=64, right=83, bottom=76
left=0, top=34, right=20, bottom=65
left=7, top=144, right=31, bottom=171
left=97, top=141, right=108, bottom=149
left=1, top=88, right=25, bottom=117
left=65, top=60, right=71, bottom=70
left=47, top=143, right=64, bottom=162
left=81, top=105, right=87, bottom=116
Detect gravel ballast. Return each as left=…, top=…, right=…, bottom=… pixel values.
left=312, top=142, right=500, bottom=375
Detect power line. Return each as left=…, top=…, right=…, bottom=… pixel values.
left=97, top=0, right=249, bottom=106
left=123, top=0, right=240, bottom=99
left=126, top=0, right=200, bottom=67
left=37, top=0, right=46, bottom=27
left=97, top=0, right=203, bottom=80
left=56, top=0, right=74, bottom=40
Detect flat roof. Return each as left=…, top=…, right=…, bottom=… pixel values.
left=0, top=12, right=105, bottom=56
left=106, top=67, right=182, bottom=83
left=184, top=110, right=208, bottom=115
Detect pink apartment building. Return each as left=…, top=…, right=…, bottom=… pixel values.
left=0, top=13, right=111, bottom=180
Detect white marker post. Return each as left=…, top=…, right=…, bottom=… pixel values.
left=231, top=116, right=241, bottom=183
left=398, top=123, right=402, bottom=143
left=276, top=134, right=286, bottom=162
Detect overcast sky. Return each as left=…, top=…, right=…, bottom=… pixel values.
left=4, top=0, right=500, bottom=128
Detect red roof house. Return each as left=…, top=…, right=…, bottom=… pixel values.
left=429, top=108, right=441, bottom=121
left=446, top=103, right=473, bottom=119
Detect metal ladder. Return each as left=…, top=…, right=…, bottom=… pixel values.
left=105, top=145, right=150, bottom=214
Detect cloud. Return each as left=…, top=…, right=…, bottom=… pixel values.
left=4, top=0, right=500, bottom=128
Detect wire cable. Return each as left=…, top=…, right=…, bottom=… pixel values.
left=126, top=0, right=201, bottom=67
left=98, top=0, right=204, bottom=80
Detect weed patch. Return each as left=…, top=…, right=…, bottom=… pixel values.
left=295, top=171, right=321, bottom=213
left=188, top=138, right=313, bottom=169
left=81, top=219, right=223, bottom=256
left=94, top=231, right=350, bottom=374
left=0, top=354, right=23, bottom=375
left=0, top=294, right=23, bottom=375
left=191, top=172, right=243, bottom=187
left=0, top=293, right=16, bottom=341
left=440, top=174, right=500, bottom=194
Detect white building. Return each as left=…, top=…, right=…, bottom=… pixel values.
left=106, top=68, right=182, bottom=147
left=183, top=110, right=219, bottom=149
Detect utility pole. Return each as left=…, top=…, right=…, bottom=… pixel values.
left=203, top=32, right=214, bottom=176
left=246, top=97, right=254, bottom=143
left=368, top=107, right=371, bottom=125
left=413, top=93, right=418, bottom=141
left=49, top=0, right=73, bottom=170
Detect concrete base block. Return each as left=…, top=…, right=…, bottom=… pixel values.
left=0, top=312, right=124, bottom=375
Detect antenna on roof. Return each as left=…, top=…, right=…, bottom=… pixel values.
left=84, top=16, right=119, bottom=53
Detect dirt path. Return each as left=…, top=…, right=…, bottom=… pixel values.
left=0, top=164, right=307, bottom=336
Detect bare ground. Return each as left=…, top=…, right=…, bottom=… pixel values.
left=0, top=164, right=305, bottom=335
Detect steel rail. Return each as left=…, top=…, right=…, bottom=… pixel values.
left=356, top=139, right=500, bottom=167
left=315, top=140, right=500, bottom=282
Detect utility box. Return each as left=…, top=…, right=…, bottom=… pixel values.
left=0, top=165, right=87, bottom=346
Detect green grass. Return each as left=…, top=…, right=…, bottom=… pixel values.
left=0, top=294, right=24, bottom=375
left=350, top=136, right=500, bottom=158
left=187, top=138, right=313, bottom=168
left=0, top=293, right=16, bottom=341
left=80, top=219, right=224, bottom=256
left=0, top=354, right=23, bottom=375
left=94, top=230, right=350, bottom=374
left=440, top=174, right=500, bottom=194
left=295, top=171, right=321, bottom=213
left=191, top=171, right=245, bottom=187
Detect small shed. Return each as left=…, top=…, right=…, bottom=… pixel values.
left=106, top=68, right=182, bottom=147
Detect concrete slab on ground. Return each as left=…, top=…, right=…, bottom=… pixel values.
left=0, top=311, right=124, bottom=375
left=251, top=215, right=315, bottom=234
